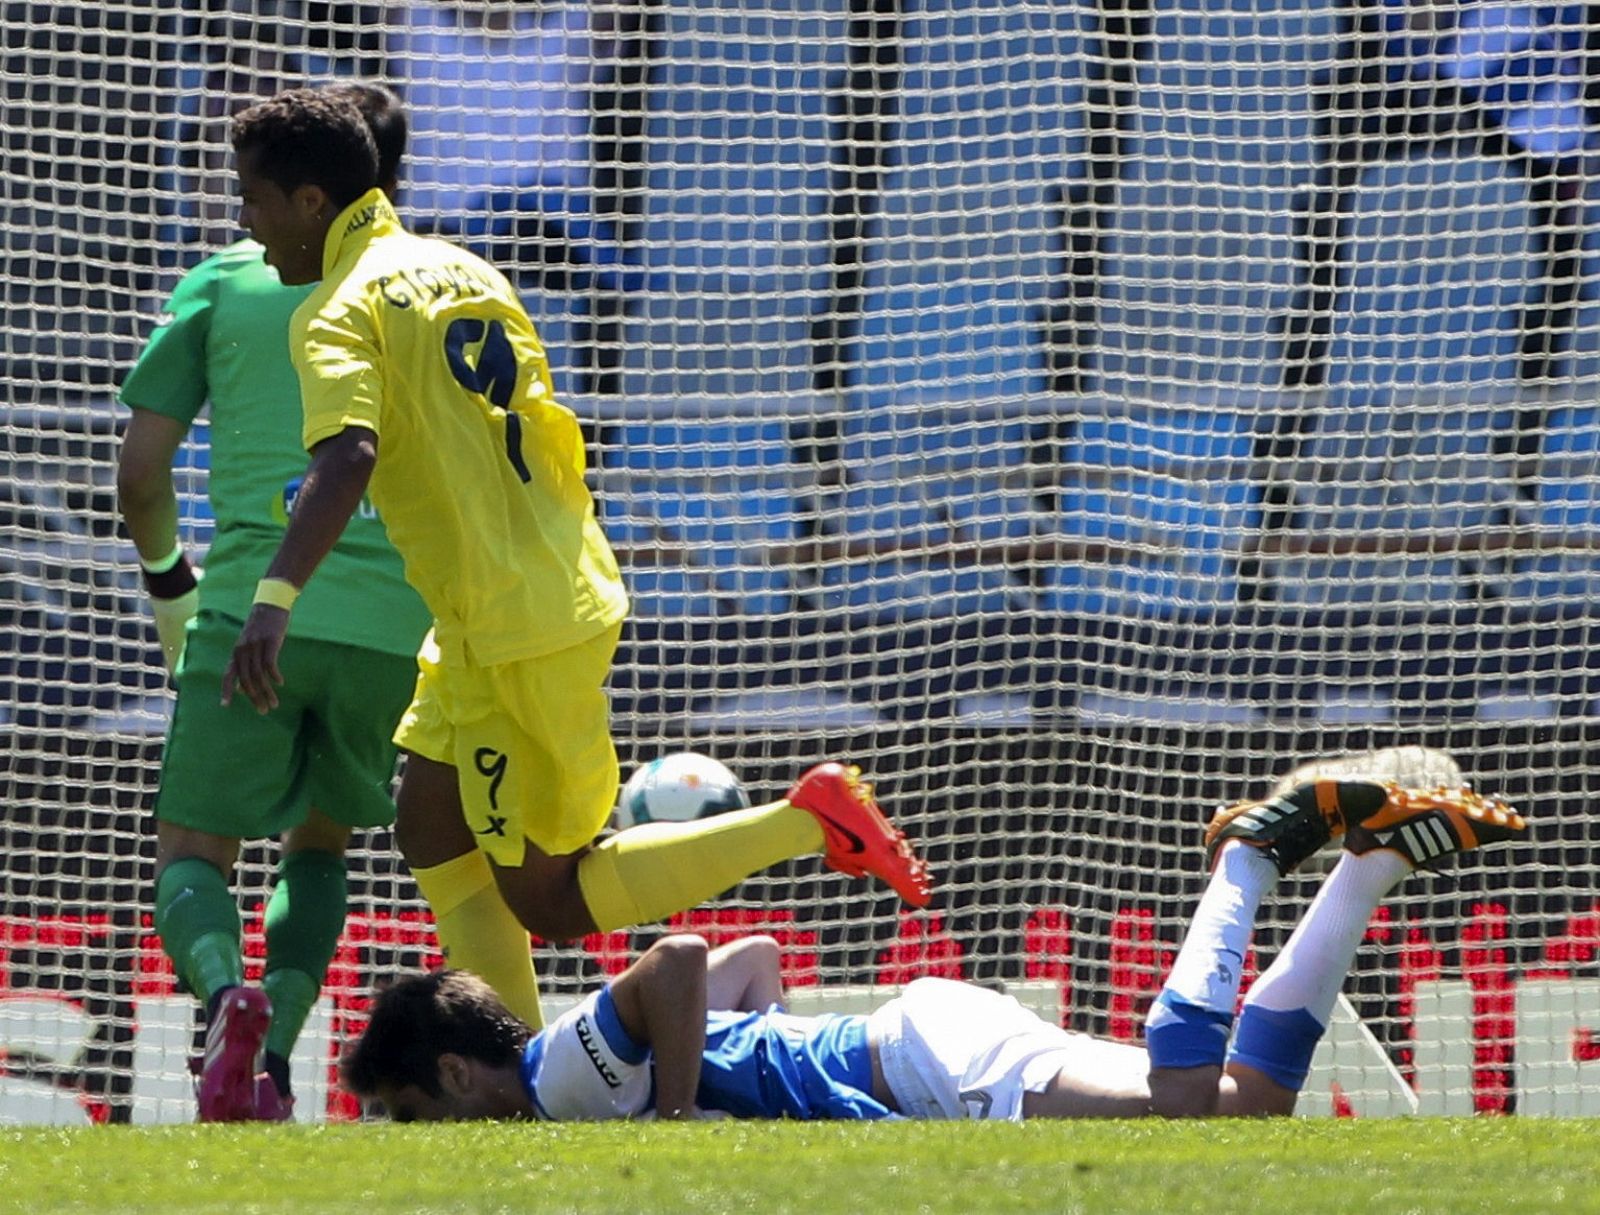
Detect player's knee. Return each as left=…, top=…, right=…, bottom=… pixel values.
left=393, top=796, right=475, bottom=868
left=284, top=808, right=351, bottom=855
left=726, top=934, right=780, bottom=978
left=1148, top=1065, right=1223, bottom=1118
left=393, top=755, right=477, bottom=867
left=497, top=882, right=594, bottom=944
left=506, top=904, right=589, bottom=943
left=741, top=935, right=780, bottom=967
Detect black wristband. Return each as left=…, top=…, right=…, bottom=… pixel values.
left=142, top=553, right=198, bottom=601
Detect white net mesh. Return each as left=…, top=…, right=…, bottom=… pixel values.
left=2, top=0, right=1598, bottom=1122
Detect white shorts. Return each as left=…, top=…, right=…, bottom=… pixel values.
left=866, top=978, right=1148, bottom=1121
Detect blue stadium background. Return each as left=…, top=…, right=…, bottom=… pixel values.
left=4, top=0, right=1600, bottom=733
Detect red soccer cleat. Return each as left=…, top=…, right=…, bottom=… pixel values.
left=196, top=987, right=272, bottom=1123
left=788, top=762, right=933, bottom=908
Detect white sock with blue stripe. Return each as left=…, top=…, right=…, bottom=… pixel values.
left=1228, top=849, right=1412, bottom=1088
left=1146, top=841, right=1277, bottom=1070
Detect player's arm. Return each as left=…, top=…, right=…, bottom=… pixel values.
left=118, top=409, right=186, bottom=560
left=705, top=935, right=786, bottom=1012
left=221, top=425, right=377, bottom=712
left=117, top=409, right=200, bottom=674
left=607, top=934, right=709, bottom=1120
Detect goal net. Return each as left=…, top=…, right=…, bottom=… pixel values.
left=2, top=0, right=1597, bottom=1122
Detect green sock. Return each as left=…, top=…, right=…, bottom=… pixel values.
left=262, top=849, right=348, bottom=1061
left=262, top=970, right=319, bottom=1067
left=154, top=858, right=244, bottom=1005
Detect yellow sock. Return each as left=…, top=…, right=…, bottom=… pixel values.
left=578, top=800, right=825, bottom=933
left=411, top=850, right=545, bottom=1030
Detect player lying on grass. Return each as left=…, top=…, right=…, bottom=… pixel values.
left=342, top=777, right=1526, bottom=1122
left=118, top=83, right=431, bottom=1123
left=217, top=86, right=931, bottom=1034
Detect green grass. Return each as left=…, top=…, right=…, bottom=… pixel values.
left=1, top=1120, right=1596, bottom=1215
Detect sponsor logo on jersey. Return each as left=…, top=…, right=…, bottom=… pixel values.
left=343, top=204, right=381, bottom=236
left=574, top=1015, right=622, bottom=1089
left=269, top=477, right=379, bottom=526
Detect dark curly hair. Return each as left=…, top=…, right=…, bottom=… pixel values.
left=325, top=81, right=407, bottom=191
left=341, top=969, right=530, bottom=1100
left=231, top=87, right=379, bottom=209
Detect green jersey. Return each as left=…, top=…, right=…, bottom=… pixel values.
left=120, top=239, right=430, bottom=657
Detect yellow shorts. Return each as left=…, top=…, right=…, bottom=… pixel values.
left=393, top=623, right=622, bottom=866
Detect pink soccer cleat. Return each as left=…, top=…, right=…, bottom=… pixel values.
left=196, top=987, right=272, bottom=1123
left=251, top=1073, right=295, bottom=1123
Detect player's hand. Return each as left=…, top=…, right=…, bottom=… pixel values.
left=149, top=577, right=201, bottom=675
left=140, top=551, right=203, bottom=676
left=222, top=604, right=290, bottom=713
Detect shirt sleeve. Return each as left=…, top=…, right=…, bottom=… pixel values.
left=118, top=261, right=214, bottom=425
left=527, top=987, right=653, bottom=1121
left=296, top=289, right=385, bottom=450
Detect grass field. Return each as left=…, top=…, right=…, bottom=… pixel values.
left=2, top=1119, right=1597, bottom=1215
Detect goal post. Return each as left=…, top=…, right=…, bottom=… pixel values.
left=1, top=0, right=1597, bottom=1122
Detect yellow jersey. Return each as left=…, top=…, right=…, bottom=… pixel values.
left=291, top=190, right=628, bottom=666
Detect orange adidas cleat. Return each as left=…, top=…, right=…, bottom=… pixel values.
left=1344, top=784, right=1528, bottom=869
left=1203, top=780, right=1390, bottom=874
left=788, top=762, right=933, bottom=908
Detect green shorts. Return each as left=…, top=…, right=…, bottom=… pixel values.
left=155, top=610, right=419, bottom=838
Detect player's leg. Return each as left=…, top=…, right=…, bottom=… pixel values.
left=868, top=977, right=1150, bottom=1120
left=573, top=798, right=827, bottom=934
left=154, top=823, right=244, bottom=1016
left=1020, top=1064, right=1153, bottom=1119
left=391, top=631, right=546, bottom=1029
left=495, top=782, right=924, bottom=940
left=581, top=762, right=933, bottom=921
left=1145, top=780, right=1389, bottom=1116
left=1221, top=784, right=1527, bottom=1114
left=486, top=797, right=841, bottom=944
left=1197, top=750, right=1461, bottom=1117
left=471, top=626, right=928, bottom=936
left=705, top=936, right=785, bottom=1012
left=251, top=639, right=429, bottom=1115
left=254, top=807, right=349, bottom=1119
left=393, top=755, right=546, bottom=1028
left=152, top=611, right=306, bottom=1121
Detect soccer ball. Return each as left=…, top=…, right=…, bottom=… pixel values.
left=616, top=752, right=751, bottom=829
